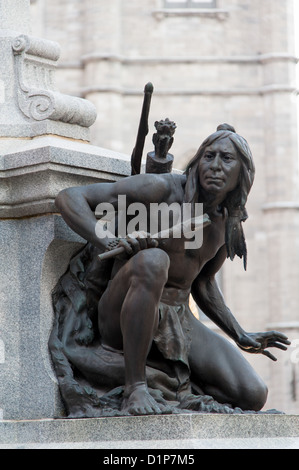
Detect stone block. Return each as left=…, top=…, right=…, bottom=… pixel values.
left=0, top=125, right=132, bottom=421
left=0, top=414, right=298, bottom=449
left=0, top=0, right=31, bottom=34
left=0, top=214, right=85, bottom=419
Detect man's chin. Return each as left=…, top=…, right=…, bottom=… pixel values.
left=203, top=183, right=225, bottom=193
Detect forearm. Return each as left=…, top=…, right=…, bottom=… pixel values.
left=55, top=188, right=109, bottom=250
left=192, top=278, right=246, bottom=343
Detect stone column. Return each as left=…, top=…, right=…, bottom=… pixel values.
left=0, top=0, right=130, bottom=420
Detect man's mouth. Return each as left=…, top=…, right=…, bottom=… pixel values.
left=205, top=176, right=224, bottom=183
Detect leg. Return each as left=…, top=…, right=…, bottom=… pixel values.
left=98, top=248, right=170, bottom=415
left=187, top=313, right=268, bottom=411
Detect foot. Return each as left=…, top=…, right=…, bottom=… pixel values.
left=121, top=382, right=169, bottom=416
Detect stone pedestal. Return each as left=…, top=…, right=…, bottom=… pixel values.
left=0, top=138, right=131, bottom=420
left=0, top=0, right=131, bottom=421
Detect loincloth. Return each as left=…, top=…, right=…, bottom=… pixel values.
left=153, top=287, right=192, bottom=395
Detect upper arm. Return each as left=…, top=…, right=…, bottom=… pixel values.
left=56, top=173, right=172, bottom=212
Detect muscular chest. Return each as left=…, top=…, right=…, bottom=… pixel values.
left=161, top=213, right=226, bottom=287
left=164, top=212, right=225, bottom=257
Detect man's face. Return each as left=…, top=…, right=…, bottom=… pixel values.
left=198, top=137, right=241, bottom=198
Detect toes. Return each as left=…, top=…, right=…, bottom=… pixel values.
left=121, top=386, right=173, bottom=416
left=127, top=402, right=163, bottom=416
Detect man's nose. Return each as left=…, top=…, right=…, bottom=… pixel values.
left=210, top=154, right=221, bottom=170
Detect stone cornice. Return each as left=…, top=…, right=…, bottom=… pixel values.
left=79, top=52, right=299, bottom=67
left=0, top=137, right=131, bottom=218
left=262, top=201, right=299, bottom=211
left=80, top=84, right=299, bottom=98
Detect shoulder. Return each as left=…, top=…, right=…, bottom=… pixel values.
left=121, top=172, right=186, bottom=204
left=149, top=172, right=186, bottom=198
left=57, top=172, right=187, bottom=208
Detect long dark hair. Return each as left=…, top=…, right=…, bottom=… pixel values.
left=184, top=124, right=255, bottom=270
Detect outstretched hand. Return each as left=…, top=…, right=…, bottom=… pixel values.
left=237, top=331, right=291, bottom=361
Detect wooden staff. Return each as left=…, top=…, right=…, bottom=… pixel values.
left=131, top=82, right=154, bottom=175
left=97, top=214, right=211, bottom=261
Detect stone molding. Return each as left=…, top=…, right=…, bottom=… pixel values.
left=80, top=52, right=299, bottom=67
left=266, top=322, right=299, bottom=330
left=152, top=8, right=229, bottom=21
left=262, top=201, right=299, bottom=211
left=81, top=84, right=299, bottom=98
left=0, top=136, right=131, bottom=219
left=12, top=34, right=97, bottom=128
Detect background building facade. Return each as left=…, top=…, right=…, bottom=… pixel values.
left=30, top=0, right=299, bottom=413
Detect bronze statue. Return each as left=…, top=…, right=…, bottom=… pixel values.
left=50, top=122, right=290, bottom=418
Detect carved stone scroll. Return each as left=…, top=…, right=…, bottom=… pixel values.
left=12, top=34, right=97, bottom=128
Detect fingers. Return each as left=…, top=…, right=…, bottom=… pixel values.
left=118, top=238, right=134, bottom=256
left=269, top=331, right=291, bottom=345
left=261, top=331, right=291, bottom=344
left=266, top=341, right=288, bottom=351
left=128, top=232, right=158, bottom=252
left=253, top=331, right=291, bottom=351
left=262, top=350, right=277, bottom=361
left=118, top=232, right=158, bottom=256
left=126, top=235, right=143, bottom=253
left=239, top=330, right=290, bottom=361
left=149, top=238, right=159, bottom=248
left=254, top=330, right=290, bottom=361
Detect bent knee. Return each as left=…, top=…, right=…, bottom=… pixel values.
left=238, top=379, right=268, bottom=411
left=130, top=248, right=170, bottom=286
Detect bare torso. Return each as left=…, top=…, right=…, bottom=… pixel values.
left=111, top=173, right=226, bottom=291
left=159, top=211, right=225, bottom=290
